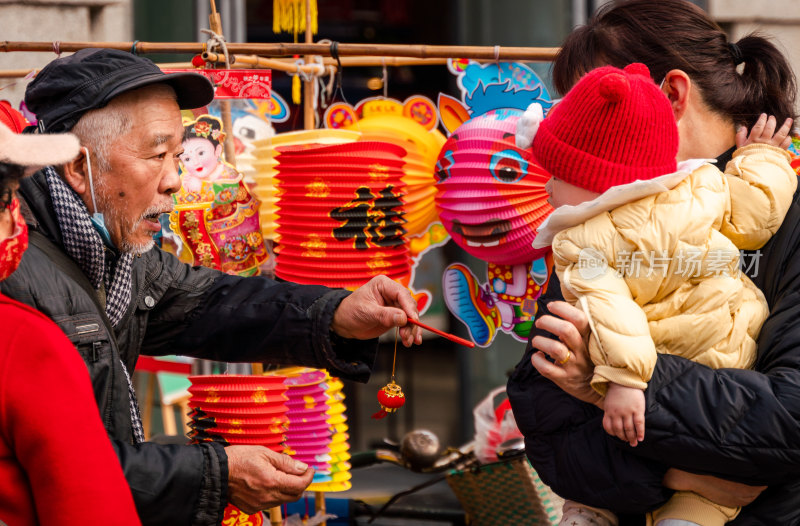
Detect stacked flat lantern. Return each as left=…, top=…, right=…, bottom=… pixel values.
left=273, top=140, right=411, bottom=288
left=434, top=108, right=553, bottom=265
left=250, top=129, right=361, bottom=241
left=259, top=368, right=335, bottom=488
left=186, top=375, right=288, bottom=451
left=308, top=373, right=352, bottom=492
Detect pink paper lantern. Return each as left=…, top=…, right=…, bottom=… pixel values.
left=435, top=108, right=553, bottom=265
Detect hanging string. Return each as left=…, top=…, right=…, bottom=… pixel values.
left=382, top=58, right=388, bottom=99
left=319, top=64, right=336, bottom=109
left=0, top=69, right=35, bottom=93
left=328, top=40, right=349, bottom=105
left=391, top=326, right=398, bottom=382
left=52, top=41, right=61, bottom=57
left=494, top=44, right=502, bottom=84
left=201, top=29, right=230, bottom=69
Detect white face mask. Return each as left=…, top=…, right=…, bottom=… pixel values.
left=83, top=147, right=114, bottom=248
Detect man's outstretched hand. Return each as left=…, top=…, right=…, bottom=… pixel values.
left=331, top=275, right=423, bottom=347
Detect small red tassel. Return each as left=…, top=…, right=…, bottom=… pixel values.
left=371, top=408, right=388, bottom=420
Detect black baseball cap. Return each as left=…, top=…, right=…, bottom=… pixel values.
left=25, top=48, right=215, bottom=133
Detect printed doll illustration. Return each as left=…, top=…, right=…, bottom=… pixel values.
left=170, top=115, right=269, bottom=276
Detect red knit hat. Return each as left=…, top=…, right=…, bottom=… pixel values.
left=0, top=100, right=28, bottom=133
left=532, top=63, right=678, bottom=194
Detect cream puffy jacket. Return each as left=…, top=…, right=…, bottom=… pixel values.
left=534, top=144, right=797, bottom=394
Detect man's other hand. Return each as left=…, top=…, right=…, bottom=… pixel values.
left=226, top=445, right=315, bottom=514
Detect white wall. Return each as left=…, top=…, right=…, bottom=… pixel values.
left=709, top=0, right=800, bottom=114
left=0, top=0, right=132, bottom=108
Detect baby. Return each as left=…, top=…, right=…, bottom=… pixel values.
left=517, top=63, right=796, bottom=526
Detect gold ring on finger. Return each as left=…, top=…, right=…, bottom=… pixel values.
left=558, top=352, right=571, bottom=365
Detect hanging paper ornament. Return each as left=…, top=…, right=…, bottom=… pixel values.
left=433, top=60, right=558, bottom=347
left=434, top=108, right=552, bottom=265
left=273, top=0, right=318, bottom=36
left=207, top=99, right=278, bottom=183
left=322, top=96, right=449, bottom=313
left=372, top=380, right=406, bottom=419
left=273, top=141, right=411, bottom=289
left=169, top=115, right=270, bottom=276
left=372, top=328, right=406, bottom=419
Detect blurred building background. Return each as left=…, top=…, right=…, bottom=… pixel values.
left=1, top=0, right=798, bottom=450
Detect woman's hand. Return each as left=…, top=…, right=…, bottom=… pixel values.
left=663, top=468, right=766, bottom=508
left=530, top=301, right=603, bottom=407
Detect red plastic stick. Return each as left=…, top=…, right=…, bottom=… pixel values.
left=405, top=318, right=476, bottom=348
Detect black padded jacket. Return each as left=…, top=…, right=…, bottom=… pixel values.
left=508, top=176, right=800, bottom=526
left=1, top=170, right=379, bottom=526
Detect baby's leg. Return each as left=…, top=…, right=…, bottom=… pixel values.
left=648, top=491, right=739, bottom=526
left=560, top=500, right=618, bottom=526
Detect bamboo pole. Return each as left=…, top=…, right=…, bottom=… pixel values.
left=0, top=41, right=559, bottom=61
left=203, top=51, right=319, bottom=75
left=315, top=491, right=326, bottom=523
left=0, top=55, right=506, bottom=79
left=202, top=51, right=456, bottom=73
left=303, top=0, right=314, bottom=131
left=0, top=69, right=38, bottom=78
left=207, top=1, right=236, bottom=167
left=268, top=507, right=282, bottom=526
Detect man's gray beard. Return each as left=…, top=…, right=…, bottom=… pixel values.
left=120, top=237, right=155, bottom=255
left=95, top=178, right=168, bottom=256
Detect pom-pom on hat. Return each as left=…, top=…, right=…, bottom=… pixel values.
left=532, top=63, right=678, bottom=194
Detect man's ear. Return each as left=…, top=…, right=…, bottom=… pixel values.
left=62, top=148, right=89, bottom=196
left=662, top=69, right=691, bottom=122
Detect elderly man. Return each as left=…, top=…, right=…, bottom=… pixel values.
left=2, top=48, right=422, bottom=525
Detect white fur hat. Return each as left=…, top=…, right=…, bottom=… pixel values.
left=0, top=121, right=80, bottom=167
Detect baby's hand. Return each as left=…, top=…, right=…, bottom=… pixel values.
left=602, top=383, right=645, bottom=447
left=736, top=113, right=793, bottom=149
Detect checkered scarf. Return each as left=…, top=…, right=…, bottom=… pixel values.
left=45, top=167, right=144, bottom=443
left=44, top=167, right=134, bottom=325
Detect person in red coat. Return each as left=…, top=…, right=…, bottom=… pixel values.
left=0, top=112, right=141, bottom=525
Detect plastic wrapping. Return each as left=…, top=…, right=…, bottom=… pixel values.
left=473, top=386, right=523, bottom=464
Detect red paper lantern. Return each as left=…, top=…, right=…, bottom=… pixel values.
left=372, top=381, right=406, bottom=419
left=274, top=141, right=412, bottom=288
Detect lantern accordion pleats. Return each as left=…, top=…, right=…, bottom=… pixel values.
left=250, top=129, right=361, bottom=241
left=434, top=108, right=553, bottom=265
left=186, top=375, right=289, bottom=450
left=265, top=367, right=353, bottom=492
left=344, top=114, right=446, bottom=238
left=273, top=139, right=411, bottom=288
